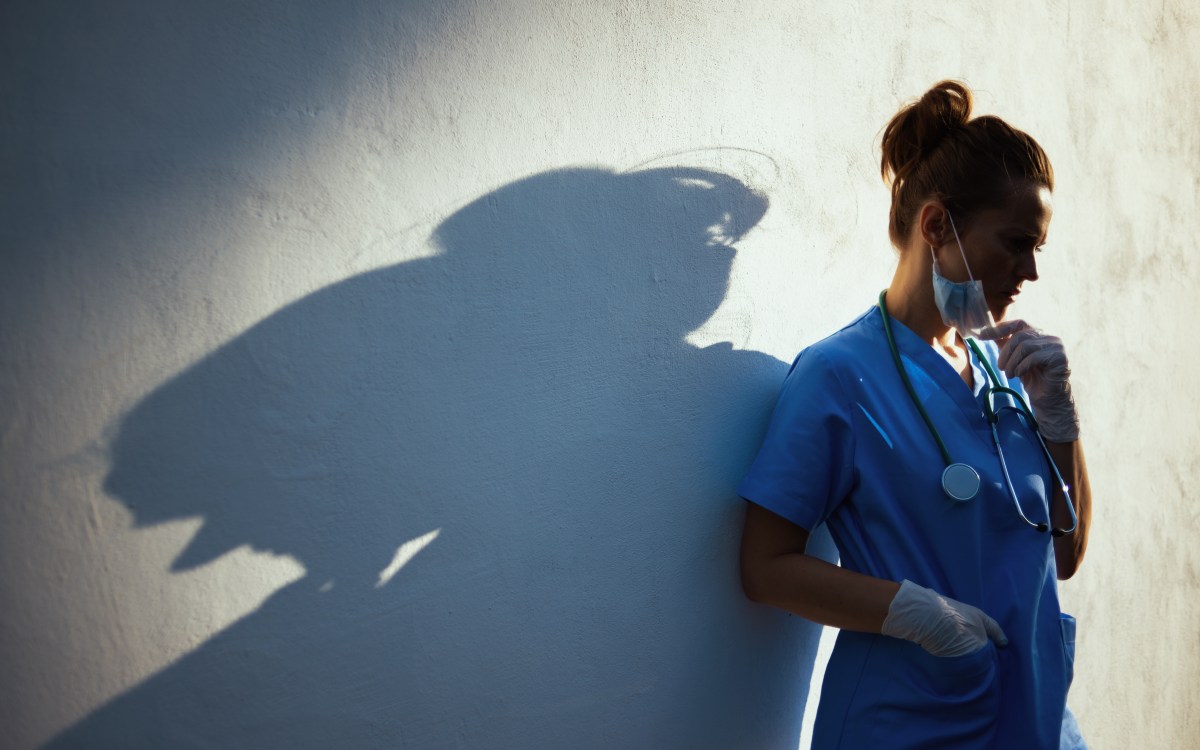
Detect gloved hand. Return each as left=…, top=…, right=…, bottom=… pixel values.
left=981, top=319, right=1080, bottom=442
left=881, top=579, right=1008, bottom=657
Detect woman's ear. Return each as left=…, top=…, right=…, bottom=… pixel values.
left=917, top=201, right=949, bottom=249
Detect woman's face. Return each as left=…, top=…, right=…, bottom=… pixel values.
left=936, top=184, right=1053, bottom=321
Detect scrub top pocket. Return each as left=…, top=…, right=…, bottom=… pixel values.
left=1061, top=613, right=1077, bottom=686
left=859, top=637, right=1001, bottom=748
left=1059, top=614, right=1087, bottom=749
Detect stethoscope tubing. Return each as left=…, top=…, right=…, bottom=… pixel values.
left=876, top=290, right=1077, bottom=536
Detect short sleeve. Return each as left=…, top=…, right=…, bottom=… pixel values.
left=737, top=347, right=856, bottom=531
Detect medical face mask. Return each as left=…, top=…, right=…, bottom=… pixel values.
left=930, top=211, right=995, bottom=340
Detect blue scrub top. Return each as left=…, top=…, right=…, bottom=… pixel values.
left=739, top=306, right=1080, bottom=749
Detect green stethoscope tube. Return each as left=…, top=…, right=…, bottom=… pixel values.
left=877, top=290, right=1077, bottom=536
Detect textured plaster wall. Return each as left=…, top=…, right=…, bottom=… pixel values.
left=2, top=1, right=1198, bottom=748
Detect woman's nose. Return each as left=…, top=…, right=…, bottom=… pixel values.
left=1017, top=253, right=1039, bottom=281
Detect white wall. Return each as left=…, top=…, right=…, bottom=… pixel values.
left=3, top=1, right=1198, bottom=748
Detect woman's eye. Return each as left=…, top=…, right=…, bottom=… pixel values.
left=1008, top=237, right=1042, bottom=253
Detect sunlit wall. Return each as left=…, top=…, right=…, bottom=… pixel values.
left=3, top=1, right=1198, bottom=748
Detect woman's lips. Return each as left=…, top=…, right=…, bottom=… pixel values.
left=991, top=289, right=1020, bottom=311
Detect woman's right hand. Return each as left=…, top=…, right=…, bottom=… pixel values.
left=981, top=319, right=1080, bottom=442
left=881, top=579, right=1008, bottom=657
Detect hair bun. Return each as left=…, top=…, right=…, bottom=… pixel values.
left=881, top=80, right=975, bottom=186
left=917, top=81, right=973, bottom=143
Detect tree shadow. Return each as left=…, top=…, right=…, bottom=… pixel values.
left=47, top=166, right=834, bottom=749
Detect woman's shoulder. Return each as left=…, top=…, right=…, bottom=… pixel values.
left=797, top=307, right=884, bottom=368
left=780, top=307, right=885, bottom=396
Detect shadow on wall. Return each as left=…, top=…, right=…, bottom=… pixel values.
left=48, top=167, right=835, bottom=749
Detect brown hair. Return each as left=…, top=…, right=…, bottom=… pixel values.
left=880, top=80, right=1054, bottom=247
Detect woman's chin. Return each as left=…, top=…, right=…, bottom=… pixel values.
left=990, top=301, right=1014, bottom=321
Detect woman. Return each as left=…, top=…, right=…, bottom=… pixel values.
left=738, top=80, right=1092, bottom=749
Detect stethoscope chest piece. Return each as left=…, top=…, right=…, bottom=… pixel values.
left=942, top=463, right=981, bottom=502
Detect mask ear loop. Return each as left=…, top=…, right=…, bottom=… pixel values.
left=945, top=209, right=976, bottom=282
left=944, top=208, right=999, bottom=338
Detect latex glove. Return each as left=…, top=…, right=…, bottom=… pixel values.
left=981, top=319, right=1080, bottom=442
left=881, top=579, right=1008, bottom=657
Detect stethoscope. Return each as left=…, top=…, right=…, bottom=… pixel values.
left=877, top=290, right=1078, bottom=537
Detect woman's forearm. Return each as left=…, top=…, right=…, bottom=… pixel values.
left=1046, top=438, right=1091, bottom=579
left=743, top=550, right=902, bottom=632
left=740, top=503, right=900, bottom=632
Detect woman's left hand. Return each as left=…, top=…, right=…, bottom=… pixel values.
left=981, top=319, right=1080, bottom=442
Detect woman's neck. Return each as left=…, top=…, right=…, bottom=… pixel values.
left=886, top=253, right=974, bottom=386
left=885, top=251, right=959, bottom=352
